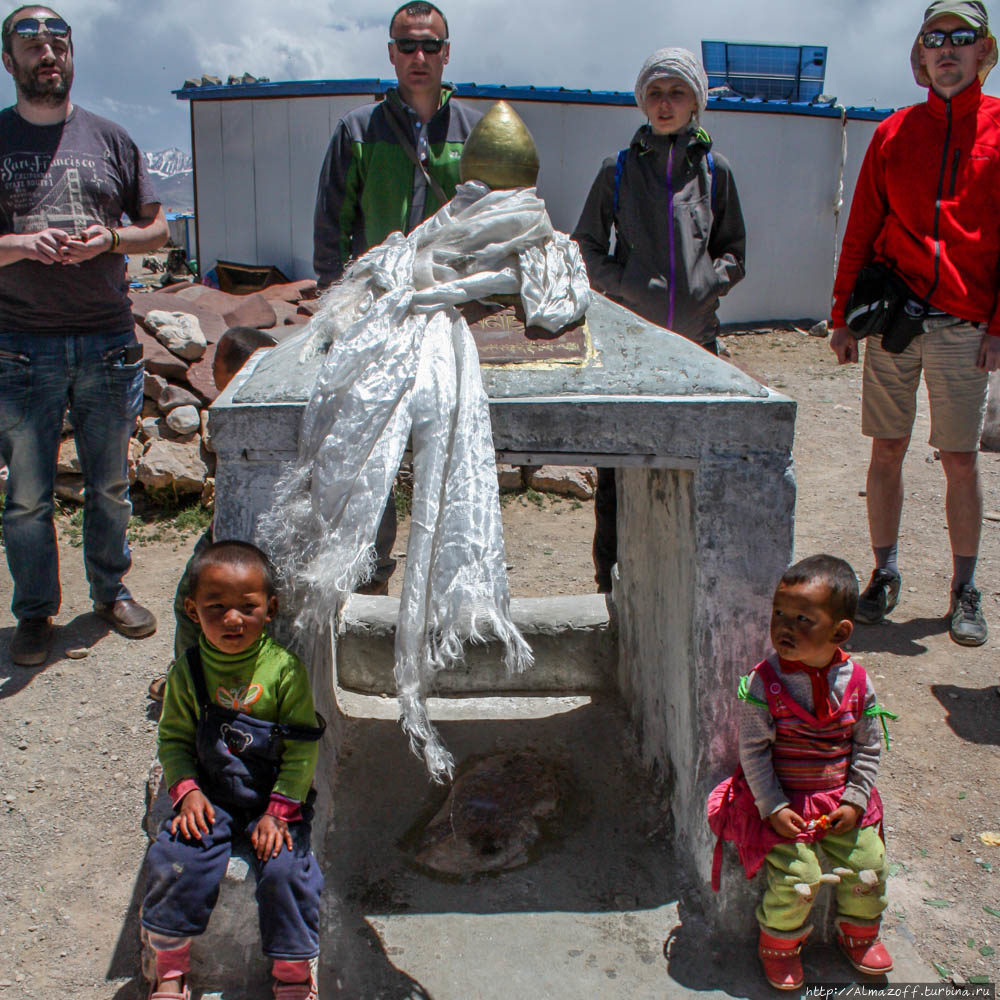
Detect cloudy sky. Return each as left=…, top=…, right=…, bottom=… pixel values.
left=7, top=0, right=1000, bottom=153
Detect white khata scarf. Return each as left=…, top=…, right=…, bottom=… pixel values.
left=260, top=180, right=591, bottom=781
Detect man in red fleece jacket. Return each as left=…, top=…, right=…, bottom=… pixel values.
left=830, top=0, right=1000, bottom=647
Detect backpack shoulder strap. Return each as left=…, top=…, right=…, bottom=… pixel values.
left=382, top=101, right=449, bottom=207
left=273, top=714, right=328, bottom=742
left=184, top=645, right=210, bottom=709
left=612, top=148, right=628, bottom=216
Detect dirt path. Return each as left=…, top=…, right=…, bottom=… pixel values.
left=0, top=329, right=998, bottom=997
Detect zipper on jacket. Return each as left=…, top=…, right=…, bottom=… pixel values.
left=949, top=147, right=961, bottom=197
left=666, top=139, right=676, bottom=330
left=927, top=98, right=953, bottom=304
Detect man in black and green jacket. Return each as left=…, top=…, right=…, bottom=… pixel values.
left=312, top=2, right=482, bottom=591
left=313, top=2, right=482, bottom=288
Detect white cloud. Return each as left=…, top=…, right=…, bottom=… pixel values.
left=5, top=0, right=995, bottom=152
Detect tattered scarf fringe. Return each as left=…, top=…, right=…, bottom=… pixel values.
left=260, top=182, right=589, bottom=780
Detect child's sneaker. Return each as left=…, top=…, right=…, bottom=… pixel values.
left=273, top=958, right=319, bottom=1000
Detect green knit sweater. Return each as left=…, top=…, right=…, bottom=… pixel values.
left=158, top=633, right=319, bottom=803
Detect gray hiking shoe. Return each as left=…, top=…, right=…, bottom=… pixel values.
left=949, top=584, right=988, bottom=647
left=855, top=569, right=901, bottom=625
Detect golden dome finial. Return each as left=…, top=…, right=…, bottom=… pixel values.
left=459, top=100, right=540, bottom=190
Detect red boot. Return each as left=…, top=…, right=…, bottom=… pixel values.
left=835, top=916, right=893, bottom=975
left=758, top=924, right=812, bottom=990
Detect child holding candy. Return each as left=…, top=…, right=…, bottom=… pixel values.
left=707, top=555, right=896, bottom=990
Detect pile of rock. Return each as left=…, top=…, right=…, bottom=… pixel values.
left=498, top=464, right=596, bottom=499
left=54, top=279, right=318, bottom=504
left=49, top=279, right=601, bottom=507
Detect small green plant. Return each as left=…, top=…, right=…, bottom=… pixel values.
left=523, top=487, right=545, bottom=509
left=174, top=502, right=213, bottom=536
left=60, top=504, right=85, bottom=548
left=126, top=515, right=144, bottom=545
left=395, top=481, right=413, bottom=519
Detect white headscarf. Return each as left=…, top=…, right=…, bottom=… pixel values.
left=634, top=47, right=709, bottom=123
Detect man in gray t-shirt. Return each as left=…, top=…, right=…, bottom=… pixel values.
left=0, top=5, right=168, bottom=666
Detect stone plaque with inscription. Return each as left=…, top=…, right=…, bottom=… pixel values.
left=460, top=299, right=588, bottom=365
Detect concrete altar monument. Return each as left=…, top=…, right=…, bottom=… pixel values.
left=203, top=105, right=796, bottom=978
left=212, top=285, right=795, bottom=907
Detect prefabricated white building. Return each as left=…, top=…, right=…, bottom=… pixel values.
left=176, top=79, right=891, bottom=324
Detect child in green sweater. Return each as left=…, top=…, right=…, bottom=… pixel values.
left=142, top=540, right=324, bottom=1000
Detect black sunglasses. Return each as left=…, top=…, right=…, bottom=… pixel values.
left=921, top=27, right=982, bottom=47
left=390, top=37, right=446, bottom=54
left=9, top=15, right=70, bottom=39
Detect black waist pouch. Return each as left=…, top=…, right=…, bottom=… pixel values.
left=846, top=261, right=929, bottom=354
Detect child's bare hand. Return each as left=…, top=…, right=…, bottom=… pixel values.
left=171, top=789, right=215, bottom=841
left=252, top=814, right=293, bottom=860
left=827, top=803, right=862, bottom=835
left=768, top=807, right=806, bottom=839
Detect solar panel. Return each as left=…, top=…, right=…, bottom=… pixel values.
left=702, top=41, right=828, bottom=102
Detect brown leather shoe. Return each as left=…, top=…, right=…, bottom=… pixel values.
left=93, top=599, right=157, bottom=639
left=355, top=579, right=389, bottom=596
left=10, top=617, right=53, bottom=667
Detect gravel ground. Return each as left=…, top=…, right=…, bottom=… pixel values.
left=0, top=329, right=998, bottom=997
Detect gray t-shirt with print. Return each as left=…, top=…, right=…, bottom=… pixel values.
left=0, top=105, right=158, bottom=333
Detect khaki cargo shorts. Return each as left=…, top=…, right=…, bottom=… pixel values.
left=861, top=320, right=989, bottom=452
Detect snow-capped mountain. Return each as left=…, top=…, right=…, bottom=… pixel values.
left=143, top=148, right=194, bottom=213
left=144, top=148, right=192, bottom=179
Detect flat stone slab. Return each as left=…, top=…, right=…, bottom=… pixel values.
left=231, top=294, right=769, bottom=407
left=337, top=594, right=614, bottom=694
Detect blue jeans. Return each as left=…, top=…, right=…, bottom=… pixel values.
left=143, top=800, right=323, bottom=959
left=0, top=329, right=143, bottom=619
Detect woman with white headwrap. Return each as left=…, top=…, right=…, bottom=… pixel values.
left=572, top=46, right=747, bottom=593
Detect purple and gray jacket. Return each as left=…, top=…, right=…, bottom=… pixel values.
left=572, top=123, right=746, bottom=345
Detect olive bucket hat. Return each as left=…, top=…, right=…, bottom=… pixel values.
left=910, top=0, right=998, bottom=86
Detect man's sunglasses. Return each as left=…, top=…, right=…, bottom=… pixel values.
left=8, top=16, right=71, bottom=39
left=921, top=27, right=982, bottom=48
left=390, top=37, right=446, bottom=54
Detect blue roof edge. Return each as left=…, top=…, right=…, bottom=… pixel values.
left=172, top=78, right=894, bottom=120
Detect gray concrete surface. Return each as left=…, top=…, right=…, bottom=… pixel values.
left=183, top=691, right=935, bottom=999
left=615, top=455, right=797, bottom=935
left=337, top=594, right=615, bottom=695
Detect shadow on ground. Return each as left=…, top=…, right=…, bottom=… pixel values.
left=930, top=683, right=1000, bottom=746
left=0, top=612, right=112, bottom=698
left=846, top=615, right=948, bottom=657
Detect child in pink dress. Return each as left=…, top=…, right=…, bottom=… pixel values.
left=708, top=555, right=895, bottom=989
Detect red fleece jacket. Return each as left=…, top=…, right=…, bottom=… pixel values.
left=832, top=80, right=1000, bottom=336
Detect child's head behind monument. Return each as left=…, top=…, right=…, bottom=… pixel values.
left=771, top=554, right=858, bottom=667
left=183, top=540, right=277, bottom=654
